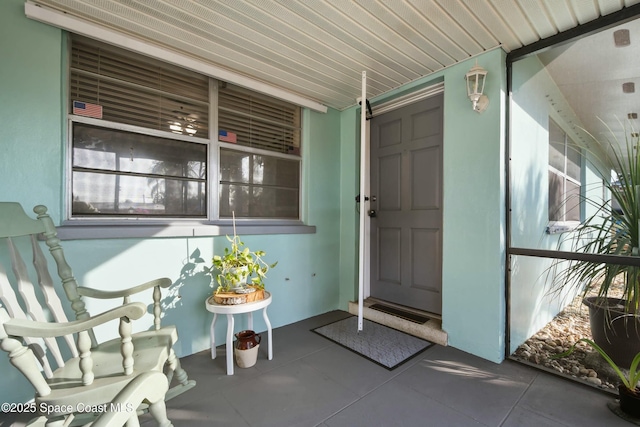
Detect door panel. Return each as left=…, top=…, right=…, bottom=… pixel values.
left=378, top=227, right=401, bottom=284
left=370, top=93, right=443, bottom=314
left=379, top=154, right=402, bottom=211
left=379, top=119, right=402, bottom=148
left=411, top=146, right=440, bottom=210
left=411, top=228, right=441, bottom=292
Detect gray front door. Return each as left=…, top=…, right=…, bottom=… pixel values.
left=369, top=93, right=443, bottom=314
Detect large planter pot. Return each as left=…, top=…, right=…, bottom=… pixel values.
left=584, top=296, right=640, bottom=368
left=619, top=385, right=640, bottom=418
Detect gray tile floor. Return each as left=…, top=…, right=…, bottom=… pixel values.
left=142, top=310, right=631, bottom=427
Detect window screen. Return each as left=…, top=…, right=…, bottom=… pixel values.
left=72, top=123, right=207, bottom=217
left=219, top=148, right=299, bottom=218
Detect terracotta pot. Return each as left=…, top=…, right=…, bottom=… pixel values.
left=583, top=296, right=640, bottom=368
left=619, top=385, right=640, bottom=418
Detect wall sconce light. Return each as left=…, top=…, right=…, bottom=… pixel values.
left=465, top=62, right=489, bottom=113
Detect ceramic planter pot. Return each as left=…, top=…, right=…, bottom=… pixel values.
left=583, top=296, right=640, bottom=368
left=234, top=345, right=260, bottom=368
left=234, top=330, right=261, bottom=368
left=224, top=266, right=250, bottom=287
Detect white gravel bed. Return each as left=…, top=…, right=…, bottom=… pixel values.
left=512, top=281, right=627, bottom=391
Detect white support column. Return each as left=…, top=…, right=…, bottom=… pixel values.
left=358, top=71, right=368, bottom=331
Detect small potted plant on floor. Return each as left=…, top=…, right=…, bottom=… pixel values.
left=208, top=218, right=277, bottom=305
left=556, top=338, right=640, bottom=418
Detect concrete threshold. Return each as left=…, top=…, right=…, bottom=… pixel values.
left=348, top=298, right=447, bottom=346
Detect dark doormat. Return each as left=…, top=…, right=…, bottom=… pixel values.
left=369, top=303, right=430, bottom=324
left=312, top=316, right=433, bottom=370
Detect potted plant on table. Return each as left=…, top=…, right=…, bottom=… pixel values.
left=556, top=338, right=640, bottom=419
left=208, top=220, right=277, bottom=305
left=548, top=128, right=640, bottom=368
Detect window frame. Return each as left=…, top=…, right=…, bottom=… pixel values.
left=547, top=118, right=583, bottom=234
left=66, top=115, right=212, bottom=220
left=61, top=37, right=311, bottom=238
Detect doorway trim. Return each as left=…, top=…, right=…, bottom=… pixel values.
left=372, top=82, right=444, bottom=117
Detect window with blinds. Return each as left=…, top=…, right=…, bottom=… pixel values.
left=219, top=84, right=301, bottom=155
left=68, top=34, right=302, bottom=221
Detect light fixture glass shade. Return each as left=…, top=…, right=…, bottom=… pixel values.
left=465, top=63, right=488, bottom=113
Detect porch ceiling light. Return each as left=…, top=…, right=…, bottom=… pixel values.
left=465, top=62, right=489, bottom=113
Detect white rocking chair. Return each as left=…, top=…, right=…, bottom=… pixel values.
left=0, top=202, right=195, bottom=426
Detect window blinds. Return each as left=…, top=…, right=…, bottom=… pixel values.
left=219, top=84, right=301, bottom=155
left=70, top=36, right=209, bottom=136
left=70, top=35, right=301, bottom=155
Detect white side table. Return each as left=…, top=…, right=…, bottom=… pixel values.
left=205, top=291, right=273, bottom=375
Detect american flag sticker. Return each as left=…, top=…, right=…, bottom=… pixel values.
left=73, top=101, right=103, bottom=119
left=219, top=130, right=237, bottom=143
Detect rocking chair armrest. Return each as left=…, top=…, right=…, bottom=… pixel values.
left=3, top=302, right=146, bottom=338
left=77, top=278, right=172, bottom=299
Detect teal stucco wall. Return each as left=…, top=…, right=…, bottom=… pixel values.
left=0, top=0, right=64, bottom=212
left=441, top=50, right=507, bottom=363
